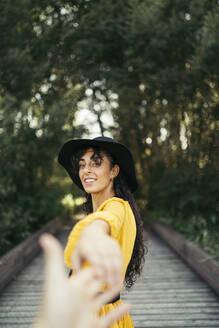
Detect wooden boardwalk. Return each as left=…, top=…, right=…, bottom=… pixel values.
left=0, top=225, right=219, bottom=328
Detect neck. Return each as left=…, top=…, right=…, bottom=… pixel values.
left=91, top=188, right=115, bottom=212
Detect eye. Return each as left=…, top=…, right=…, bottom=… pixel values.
left=78, top=162, right=85, bottom=169
left=92, top=158, right=102, bottom=167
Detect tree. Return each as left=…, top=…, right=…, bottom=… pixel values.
left=0, top=0, right=218, bottom=254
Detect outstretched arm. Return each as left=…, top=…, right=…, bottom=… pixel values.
left=72, top=219, right=123, bottom=286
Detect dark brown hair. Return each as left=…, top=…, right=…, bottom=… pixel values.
left=71, top=147, right=147, bottom=289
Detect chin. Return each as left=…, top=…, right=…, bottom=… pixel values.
left=85, top=188, right=107, bottom=195
left=83, top=186, right=99, bottom=194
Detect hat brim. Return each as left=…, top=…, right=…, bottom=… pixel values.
left=58, top=138, right=138, bottom=192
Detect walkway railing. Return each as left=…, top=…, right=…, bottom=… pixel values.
left=0, top=224, right=219, bottom=327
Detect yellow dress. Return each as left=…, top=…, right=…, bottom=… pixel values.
left=64, top=197, right=136, bottom=328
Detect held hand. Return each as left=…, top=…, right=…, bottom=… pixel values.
left=72, top=221, right=123, bottom=287
left=33, top=234, right=130, bottom=328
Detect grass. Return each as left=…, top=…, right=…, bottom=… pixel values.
left=153, top=212, right=219, bottom=261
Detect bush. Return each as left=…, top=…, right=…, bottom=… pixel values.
left=147, top=162, right=219, bottom=259
left=0, top=181, right=66, bottom=256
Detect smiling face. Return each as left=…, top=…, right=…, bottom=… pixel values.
left=78, top=148, right=119, bottom=197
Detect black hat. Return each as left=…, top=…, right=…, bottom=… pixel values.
left=58, top=136, right=138, bottom=192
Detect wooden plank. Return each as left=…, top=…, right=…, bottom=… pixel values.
left=149, top=220, right=219, bottom=296
left=0, top=217, right=65, bottom=293
left=0, top=227, right=219, bottom=327
left=121, top=231, right=219, bottom=327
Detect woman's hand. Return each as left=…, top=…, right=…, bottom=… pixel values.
left=32, top=233, right=130, bottom=328
left=72, top=220, right=123, bottom=287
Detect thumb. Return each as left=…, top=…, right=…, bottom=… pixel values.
left=99, top=303, right=131, bottom=328
left=39, top=233, right=65, bottom=282
left=72, top=248, right=84, bottom=273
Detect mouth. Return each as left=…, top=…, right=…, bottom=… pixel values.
left=84, top=178, right=97, bottom=184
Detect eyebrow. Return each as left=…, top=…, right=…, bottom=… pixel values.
left=79, top=154, right=102, bottom=160
left=78, top=157, right=95, bottom=163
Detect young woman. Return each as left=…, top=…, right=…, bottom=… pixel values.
left=58, top=136, right=146, bottom=328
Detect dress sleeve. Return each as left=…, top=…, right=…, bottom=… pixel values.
left=64, top=200, right=125, bottom=269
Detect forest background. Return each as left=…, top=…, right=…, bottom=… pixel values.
left=0, top=0, right=218, bottom=259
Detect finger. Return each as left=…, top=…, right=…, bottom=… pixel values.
left=87, top=254, right=105, bottom=278
left=94, top=282, right=124, bottom=309
left=96, top=253, right=122, bottom=286
left=90, top=251, right=122, bottom=282
left=85, top=279, right=103, bottom=298
left=99, top=303, right=131, bottom=328
left=94, top=264, right=105, bottom=279
left=68, top=268, right=103, bottom=304
left=71, top=267, right=98, bottom=288
left=99, top=258, right=116, bottom=286
left=39, top=233, right=65, bottom=281
left=71, top=249, right=83, bottom=273
left=105, top=256, right=123, bottom=286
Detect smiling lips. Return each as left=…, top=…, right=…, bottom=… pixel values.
left=84, top=178, right=96, bottom=184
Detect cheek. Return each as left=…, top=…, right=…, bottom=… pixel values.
left=100, top=167, right=112, bottom=182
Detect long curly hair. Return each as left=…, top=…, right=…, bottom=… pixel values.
left=71, top=146, right=147, bottom=289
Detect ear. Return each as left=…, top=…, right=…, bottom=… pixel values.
left=111, top=164, right=120, bottom=179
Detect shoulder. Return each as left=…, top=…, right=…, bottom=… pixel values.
left=100, top=197, right=131, bottom=218
left=100, top=197, right=125, bottom=209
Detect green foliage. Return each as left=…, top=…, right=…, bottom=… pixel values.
left=59, top=0, right=218, bottom=256
left=147, top=161, right=218, bottom=258
left=147, top=162, right=218, bottom=218
left=0, top=0, right=218, bottom=257
left=0, top=1, right=87, bottom=255
left=0, top=88, right=85, bottom=255
left=0, top=181, right=65, bottom=256
left=157, top=213, right=219, bottom=261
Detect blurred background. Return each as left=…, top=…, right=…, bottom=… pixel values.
left=0, top=0, right=218, bottom=260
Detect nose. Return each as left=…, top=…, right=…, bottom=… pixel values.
left=84, top=163, right=92, bottom=173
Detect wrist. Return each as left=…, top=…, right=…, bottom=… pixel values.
left=83, top=220, right=110, bottom=238
left=80, top=225, right=106, bottom=245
